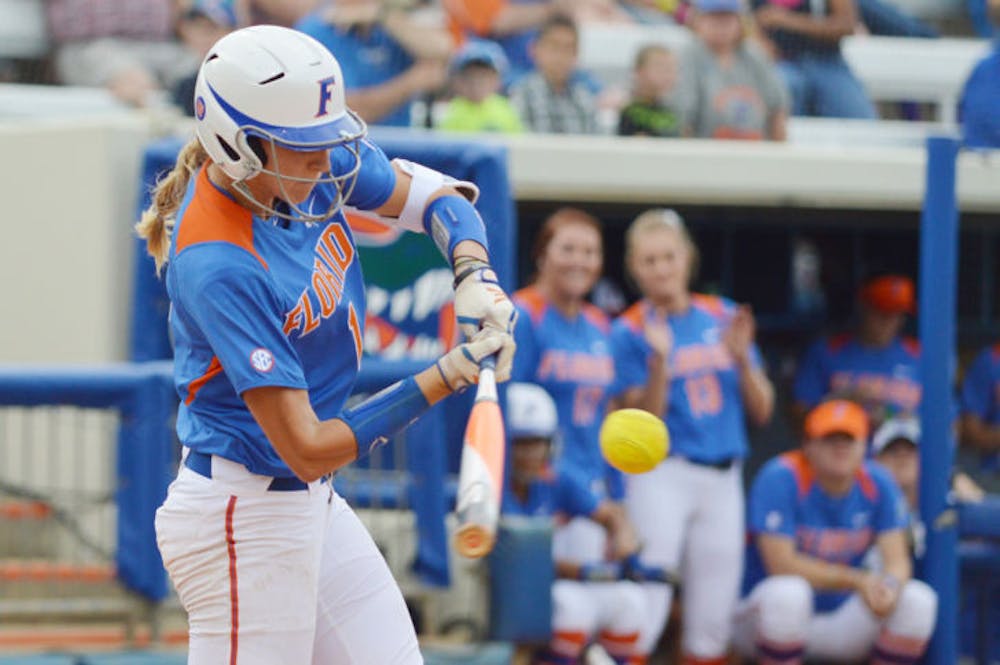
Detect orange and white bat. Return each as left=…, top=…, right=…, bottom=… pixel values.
left=453, top=355, right=505, bottom=559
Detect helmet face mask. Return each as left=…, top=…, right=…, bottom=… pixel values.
left=194, top=25, right=369, bottom=223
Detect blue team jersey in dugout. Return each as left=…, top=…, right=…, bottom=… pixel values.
left=744, top=451, right=909, bottom=612
left=793, top=334, right=921, bottom=414
left=610, top=295, right=762, bottom=464
left=961, top=344, right=1000, bottom=426
left=512, top=286, right=622, bottom=497
left=167, top=140, right=398, bottom=477
left=502, top=465, right=601, bottom=520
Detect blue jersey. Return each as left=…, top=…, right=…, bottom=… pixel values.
left=745, top=451, right=909, bottom=612
left=168, top=140, right=398, bottom=477
left=794, top=334, right=921, bottom=414
left=502, top=465, right=601, bottom=520
left=294, top=13, right=415, bottom=127
left=961, top=344, right=1000, bottom=426
left=610, top=295, right=762, bottom=464
left=512, top=286, right=622, bottom=498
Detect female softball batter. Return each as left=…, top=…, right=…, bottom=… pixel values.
left=610, top=209, right=774, bottom=664
left=138, top=25, right=516, bottom=665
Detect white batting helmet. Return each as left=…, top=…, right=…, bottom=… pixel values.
left=193, top=25, right=367, bottom=221
left=506, top=383, right=558, bottom=440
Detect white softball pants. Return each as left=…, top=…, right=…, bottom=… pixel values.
left=550, top=580, right=646, bottom=661
left=625, top=457, right=745, bottom=659
left=154, top=454, right=422, bottom=665
left=732, top=575, right=938, bottom=663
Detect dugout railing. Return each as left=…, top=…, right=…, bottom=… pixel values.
left=0, top=359, right=459, bottom=648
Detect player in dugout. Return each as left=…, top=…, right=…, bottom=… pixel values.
left=734, top=399, right=938, bottom=664
left=138, top=24, right=515, bottom=664
left=504, top=382, right=669, bottom=665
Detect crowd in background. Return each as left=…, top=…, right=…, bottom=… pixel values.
left=18, top=0, right=1000, bottom=145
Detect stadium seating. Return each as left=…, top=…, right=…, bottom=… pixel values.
left=0, top=0, right=48, bottom=60
left=578, top=23, right=989, bottom=124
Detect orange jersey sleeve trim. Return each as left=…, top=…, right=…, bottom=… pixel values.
left=513, top=285, right=548, bottom=325
left=619, top=301, right=646, bottom=334
left=855, top=465, right=878, bottom=501
left=175, top=167, right=268, bottom=270
left=690, top=293, right=728, bottom=319
left=581, top=303, right=611, bottom=333
left=185, top=356, right=224, bottom=406
left=780, top=450, right=815, bottom=498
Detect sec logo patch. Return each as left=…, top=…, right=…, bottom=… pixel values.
left=250, top=348, right=275, bottom=373
left=195, top=96, right=206, bottom=120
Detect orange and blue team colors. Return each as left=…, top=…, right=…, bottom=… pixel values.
left=168, top=139, right=398, bottom=478
left=794, top=333, right=922, bottom=414
left=743, top=450, right=909, bottom=612
left=512, top=286, right=623, bottom=498
left=611, top=294, right=762, bottom=465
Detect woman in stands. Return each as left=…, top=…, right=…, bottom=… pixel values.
left=675, top=0, right=789, bottom=140
left=611, top=209, right=774, bottom=663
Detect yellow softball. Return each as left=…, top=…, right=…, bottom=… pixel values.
left=599, top=409, right=669, bottom=474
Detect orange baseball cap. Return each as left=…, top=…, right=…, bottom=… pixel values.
left=860, top=275, right=916, bottom=314
left=804, top=400, right=869, bottom=442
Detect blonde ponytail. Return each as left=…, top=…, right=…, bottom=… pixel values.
left=135, top=138, right=209, bottom=275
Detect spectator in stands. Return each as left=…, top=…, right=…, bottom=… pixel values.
left=617, top=44, right=681, bottom=138
left=45, top=0, right=199, bottom=107
left=442, top=0, right=615, bottom=84
left=734, top=399, right=938, bottom=663
left=751, top=0, right=877, bottom=119
left=295, top=0, right=452, bottom=127
left=512, top=208, right=624, bottom=513
left=509, top=15, right=600, bottom=134
left=959, top=342, right=1000, bottom=491
left=959, top=0, right=1000, bottom=149
left=173, top=0, right=239, bottom=117
left=504, top=382, right=655, bottom=665
left=244, top=0, right=318, bottom=26
left=611, top=208, right=775, bottom=663
left=438, top=40, right=523, bottom=133
left=793, top=274, right=920, bottom=431
left=856, top=0, right=937, bottom=38
left=675, top=0, right=788, bottom=140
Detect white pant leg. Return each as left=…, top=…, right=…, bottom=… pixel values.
left=625, top=458, right=695, bottom=654
left=872, top=580, right=937, bottom=662
left=680, top=464, right=745, bottom=658
left=155, top=465, right=327, bottom=665
left=807, top=594, right=882, bottom=662
left=733, top=575, right=811, bottom=663
left=311, top=492, right=422, bottom=665
left=552, top=580, right=601, bottom=659
left=595, top=581, right=647, bottom=660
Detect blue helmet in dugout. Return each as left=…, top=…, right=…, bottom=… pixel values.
left=194, top=25, right=368, bottom=222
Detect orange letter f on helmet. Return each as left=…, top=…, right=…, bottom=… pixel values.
left=316, top=76, right=337, bottom=117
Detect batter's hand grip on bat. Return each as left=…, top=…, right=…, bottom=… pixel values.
left=454, top=353, right=504, bottom=559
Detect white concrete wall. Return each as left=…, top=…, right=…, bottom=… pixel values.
left=0, top=115, right=156, bottom=363
left=2, top=104, right=1000, bottom=363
